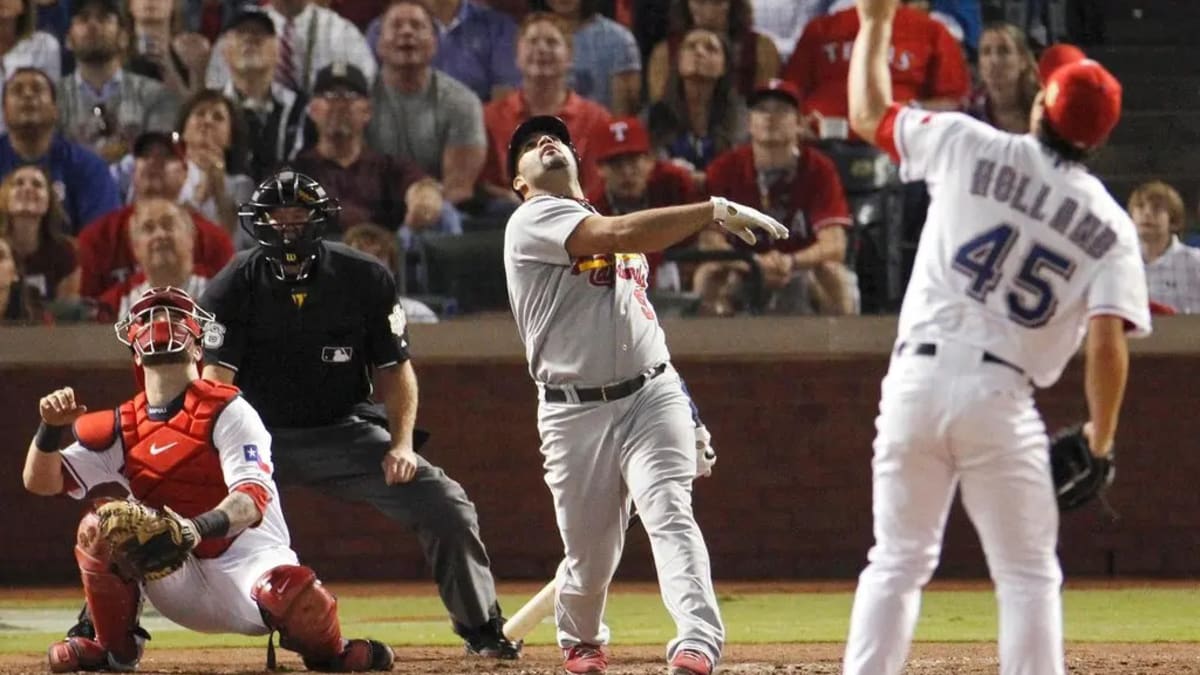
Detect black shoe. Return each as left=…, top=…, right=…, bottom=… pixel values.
left=66, top=604, right=94, bottom=639
left=462, top=618, right=522, bottom=660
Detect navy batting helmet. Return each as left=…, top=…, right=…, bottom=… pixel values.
left=507, top=115, right=579, bottom=190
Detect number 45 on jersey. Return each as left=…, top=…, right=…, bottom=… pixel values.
left=953, top=224, right=1076, bottom=328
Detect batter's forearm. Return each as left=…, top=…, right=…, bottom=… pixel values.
left=568, top=202, right=713, bottom=257
left=1084, top=317, right=1129, bottom=453
left=848, top=16, right=895, bottom=141
left=377, top=361, right=419, bottom=445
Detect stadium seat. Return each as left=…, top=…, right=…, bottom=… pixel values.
left=411, top=230, right=509, bottom=314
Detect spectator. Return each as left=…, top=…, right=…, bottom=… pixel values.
left=0, top=0, right=61, bottom=113
left=59, top=0, right=180, bottom=162
left=367, top=0, right=485, bottom=207
left=0, top=235, right=44, bottom=321
left=78, top=130, right=232, bottom=298
left=749, top=0, right=826, bottom=62
left=695, top=79, right=855, bottom=315
left=175, top=88, right=254, bottom=231
left=1130, top=180, right=1200, bottom=314
left=366, top=0, right=520, bottom=103
left=292, top=63, right=460, bottom=246
left=95, top=197, right=211, bottom=318
left=532, top=0, right=641, bottom=115
left=482, top=12, right=612, bottom=201
left=646, top=0, right=780, bottom=102
left=0, top=164, right=78, bottom=302
left=588, top=115, right=699, bottom=291
left=125, top=0, right=213, bottom=98
left=341, top=221, right=439, bottom=323
left=0, top=67, right=121, bottom=233
left=217, top=3, right=306, bottom=182
left=206, top=0, right=375, bottom=96
left=645, top=27, right=746, bottom=187
left=782, top=3, right=969, bottom=138
left=965, top=22, right=1038, bottom=133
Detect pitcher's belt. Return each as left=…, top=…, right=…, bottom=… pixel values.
left=896, top=342, right=1025, bottom=377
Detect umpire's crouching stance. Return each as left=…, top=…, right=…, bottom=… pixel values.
left=198, top=170, right=520, bottom=658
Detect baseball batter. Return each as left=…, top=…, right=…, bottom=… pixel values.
left=501, top=115, right=787, bottom=675
left=21, top=287, right=393, bottom=673
left=842, top=2, right=1150, bottom=674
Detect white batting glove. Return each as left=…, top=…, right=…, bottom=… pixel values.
left=710, top=196, right=789, bottom=246
left=694, top=424, right=716, bottom=478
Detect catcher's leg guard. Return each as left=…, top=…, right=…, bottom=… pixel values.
left=64, top=512, right=144, bottom=668
left=252, top=565, right=394, bottom=671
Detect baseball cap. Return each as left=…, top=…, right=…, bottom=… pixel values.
left=132, top=131, right=186, bottom=161
left=312, top=63, right=369, bottom=97
left=222, top=3, right=276, bottom=35
left=592, top=117, right=650, bottom=163
left=72, top=0, right=120, bottom=20
left=507, top=115, right=575, bottom=181
left=1043, top=59, right=1122, bottom=149
left=1038, top=43, right=1086, bottom=84
left=748, top=78, right=801, bottom=108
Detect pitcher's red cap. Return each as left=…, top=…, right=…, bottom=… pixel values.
left=593, top=117, right=651, bottom=162
left=1038, top=43, right=1086, bottom=84
left=1043, top=59, right=1122, bottom=149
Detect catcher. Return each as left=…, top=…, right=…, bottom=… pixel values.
left=21, top=286, right=394, bottom=673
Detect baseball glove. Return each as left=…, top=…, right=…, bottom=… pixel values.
left=96, top=500, right=199, bottom=581
left=1048, top=425, right=1115, bottom=511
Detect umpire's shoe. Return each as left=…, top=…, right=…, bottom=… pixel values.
left=303, top=639, right=395, bottom=672
left=462, top=617, right=522, bottom=659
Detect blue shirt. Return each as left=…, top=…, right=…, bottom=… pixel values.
left=0, top=134, right=121, bottom=234
left=368, top=0, right=520, bottom=102
left=570, top=16, right=640, bottom=110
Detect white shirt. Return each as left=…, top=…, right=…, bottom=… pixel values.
left=1144, top=235, right=1200, bottom=314
left=206, top=3, right=376, bottom=94
left=889, top=107, right=1151, bottom=388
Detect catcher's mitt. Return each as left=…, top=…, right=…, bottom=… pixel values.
left=96, top=501, right=199, bottom=581
left=1049, top=425, right=1115, bottom=512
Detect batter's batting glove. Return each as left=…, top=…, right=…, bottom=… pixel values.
left=710, top=197, right=790, bottom=246
left=695, top=424, right=717, bottom=478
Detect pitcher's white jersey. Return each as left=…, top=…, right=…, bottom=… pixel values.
left=884, top=106, right=1151, bottom=387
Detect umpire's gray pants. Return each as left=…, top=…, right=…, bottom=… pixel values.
left=268, top=417, right=500, bottom=633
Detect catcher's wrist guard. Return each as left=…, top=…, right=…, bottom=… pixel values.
left=35, top=422, right=66, bottom=453
left=191, top=510, right=230, bottom=539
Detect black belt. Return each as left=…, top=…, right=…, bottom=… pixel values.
left=544, top=364, right=668, bottom=404
left=897, top=341, right=1026, bottom=377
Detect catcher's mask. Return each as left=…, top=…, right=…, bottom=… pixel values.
left=507, top=115, right=580, bottom=198
left=238, top=169, right=341, bottom=282
left=114, top=286, right=215, bottom=364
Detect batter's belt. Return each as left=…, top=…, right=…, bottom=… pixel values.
left=543, top=363, right=669, bottom=403
left=896, top=341, right=1026, bottom=377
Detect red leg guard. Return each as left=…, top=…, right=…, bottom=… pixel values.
left=75, top=511, right=142, bottom=665
left=251, top=565, right=344, bottom=662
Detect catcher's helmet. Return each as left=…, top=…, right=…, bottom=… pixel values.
left=238, top=170, right=341, bottom=281
left=114, top=286, right=216, bottom=363
left=507, top=115, right=579, bottom=192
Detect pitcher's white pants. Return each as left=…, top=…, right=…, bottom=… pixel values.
left=843, top=341, right=1064, bottom=675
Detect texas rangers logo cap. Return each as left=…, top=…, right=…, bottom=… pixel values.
left=592, top=117, right=650, bottom=163
left=1043, top=59, right=1122, bottom=149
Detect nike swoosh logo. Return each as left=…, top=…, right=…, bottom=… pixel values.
left=149, top=441, right=178, bottom=456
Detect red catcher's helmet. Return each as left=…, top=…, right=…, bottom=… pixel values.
left=114, top=286, right=217, bottom=362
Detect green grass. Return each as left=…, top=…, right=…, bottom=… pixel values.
left=0, top=587, right=1196, bottom=653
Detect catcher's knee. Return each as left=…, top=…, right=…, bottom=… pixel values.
left=252, top=565, right=343, bottom=661
left=75, top=512, right=113, bottom=571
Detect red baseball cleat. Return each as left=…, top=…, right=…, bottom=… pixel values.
left=48, top=636, right=139, bottom=672
left=669, top=648, right=713, bottom=675
left=562, top=643, right=608, bottom=674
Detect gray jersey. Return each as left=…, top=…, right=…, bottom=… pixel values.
left=504, top=195, right=670, bottom=386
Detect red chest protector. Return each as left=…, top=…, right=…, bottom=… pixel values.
left=91, top=380, right=242, bottom=559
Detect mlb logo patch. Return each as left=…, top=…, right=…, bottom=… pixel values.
left=322, top=346, right=354, bottom=363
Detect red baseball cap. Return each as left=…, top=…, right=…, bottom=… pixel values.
left=1043, top=59, right=1122, bottom=149
left=593, top=117, right=651, bottom=163
left=748, top=78, right=801, bottom=108
left=1038, top=43, right=1086, bottom=84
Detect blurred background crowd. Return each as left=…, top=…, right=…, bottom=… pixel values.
left=0, top=0, right=1194, bottom=324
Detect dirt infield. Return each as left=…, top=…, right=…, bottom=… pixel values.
left=2, top=643, right=1199, bottom=674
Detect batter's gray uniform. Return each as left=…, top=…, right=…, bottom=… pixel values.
left=503, top=195, right=725, bottom=664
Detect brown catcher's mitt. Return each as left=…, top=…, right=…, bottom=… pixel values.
left=96, top=500, right=199, bottom=581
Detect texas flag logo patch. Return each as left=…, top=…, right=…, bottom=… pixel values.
left=243, top=444, right=271, bottom=473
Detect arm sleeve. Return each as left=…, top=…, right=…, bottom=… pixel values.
left=198, top=260, right=249, bottom=372
left=212, top=397, right=276, bottom=494
left=59, top=439, right=125, bottom=500
left=1086, top=229, right=1153, bottom=338
left=507, top=197, right=594, bottom=266
left=882, top=106, right=983, bottom=183
left=364, top=263, right=410, bottom=368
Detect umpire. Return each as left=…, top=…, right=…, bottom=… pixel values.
left=198, top=170, right=520, bottom=658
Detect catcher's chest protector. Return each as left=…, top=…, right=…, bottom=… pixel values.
left=117, top=381, right=240, bottom=559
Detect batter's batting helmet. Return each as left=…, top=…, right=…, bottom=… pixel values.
left=507, top=115, right=579, bottom=188
left=238, top=170, right=341, bottom=281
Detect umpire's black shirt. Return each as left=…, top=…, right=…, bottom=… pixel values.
left=200, top=242, right=411, bottom=429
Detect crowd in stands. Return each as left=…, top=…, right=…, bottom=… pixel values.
left=1, top=0, right=1198, bottom=325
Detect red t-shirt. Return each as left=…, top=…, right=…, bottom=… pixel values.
left=782, top=6, right=969, bottom=119
left=705, top=144, right=850, bottom=254
left=482, top=89, right=613, bottom=197
left=77, top=205, right=234, bottom=299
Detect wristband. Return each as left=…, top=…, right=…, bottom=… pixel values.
left=191, top=510, right=231, bottom=539
left=34, top=422, right=66, bottom=453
